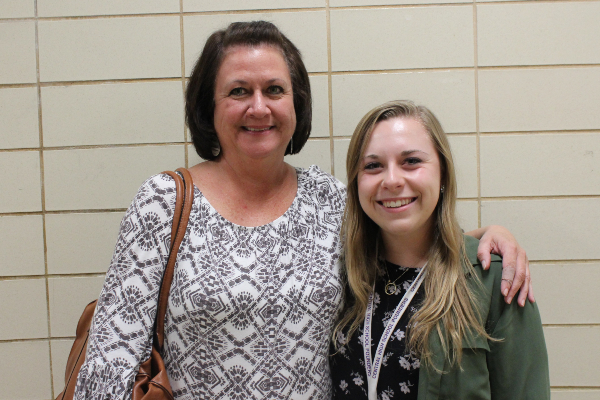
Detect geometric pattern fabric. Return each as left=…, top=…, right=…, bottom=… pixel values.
left=74, top=166, right=346, bottom=400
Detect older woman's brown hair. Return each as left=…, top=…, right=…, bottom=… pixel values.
left=185, top=20, right=312, bottom=160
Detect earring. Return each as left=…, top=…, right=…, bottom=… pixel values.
left=440, top=185, right=445, bottom=193
left=212, top=142, right=221, bottom=157
left=289, top=137, right=294, bottom=154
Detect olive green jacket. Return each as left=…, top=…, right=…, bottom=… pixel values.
left=417, top=236, right=550, bottom=400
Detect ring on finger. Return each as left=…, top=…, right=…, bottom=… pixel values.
left=501, top=278, right=513, bottom=285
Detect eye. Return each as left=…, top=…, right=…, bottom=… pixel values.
left=266, top=85, right=284, bottom=95
left=364, top=161, right=382, bottom=171
left=229, top=87, right=246, bottom=96
left=404, top=157, right=422, bottom=166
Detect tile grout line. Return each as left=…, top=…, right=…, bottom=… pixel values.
left=33, top=0, right=56, bottom=396
left=180, top=0, right=188, bottom=168
left=473, top=0, right=482, bottom=229
left=326, top=0, right=335, bottom=176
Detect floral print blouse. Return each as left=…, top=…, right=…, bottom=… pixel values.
left=330, top=263, right=423, bottom=400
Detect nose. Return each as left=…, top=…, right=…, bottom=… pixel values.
left=247, top=91, right=270, bottom=118
left=381, top=165, right=405, bottom=190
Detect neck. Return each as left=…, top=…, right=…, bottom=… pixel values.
left=382, top=228, right=432, bottom=268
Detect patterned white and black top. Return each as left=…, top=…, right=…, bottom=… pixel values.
left=74, top=165, right=346, bottom=400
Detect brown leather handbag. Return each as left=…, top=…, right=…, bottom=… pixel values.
left=56, top=168, right=195, bottom=400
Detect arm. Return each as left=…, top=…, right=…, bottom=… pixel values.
left=465, top=225, right=533, bottom=306
left=485, top=262, right=550, bottom=400
left=74, top=175, right=176, bottom=400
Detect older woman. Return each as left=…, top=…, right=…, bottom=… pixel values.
left=74, top=22, right=531, bottom=400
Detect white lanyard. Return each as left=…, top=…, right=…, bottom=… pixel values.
left=363, top=265, right=426, bottom=400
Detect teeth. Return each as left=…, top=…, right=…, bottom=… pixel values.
left=382, top=198, right=414, bottom=208
left=245, top=127, right=270, bottom=132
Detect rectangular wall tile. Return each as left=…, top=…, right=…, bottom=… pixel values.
left=38, top=17, right=181, bottom=82
left=448, top=135, right=477, bottom=198
left=184, top=12, right=328, bottom=75
left=481, top=133, right=600, bottom=197
left=478, top=2, right=600, bottom=67
left=0, top=21, right=37, bottom=84
left=46, top=212, right=123, bottom=274
left=0, top=0, right=35, bottom=18
left=51, top=339, right=75, bottom=396
left=43, top=145, right=185, bottom=210
left=0, top=87, right=39, bottom=149
left=481, top=198, right=600, bottom=261
left=545, top=326, right=600, bottom=387
left=184, top=0, right=324, bottom=12
left=0, top=341, right=51, bottom=400
left=285, top=139, right=331, bottom=174
left=551, top=390, right=600, bottom=400
left=456, top=200, right=478, bottom=232
left=48, top=276, right=106, bottom=337
left=309, top=75, right=330, bottom=138
left=333, top=138, right=350, bottom=183
left=332, top=71, right=476, bottom=137
left=0, top=279, right=48, bottom=340
left=332, top=0, right=467, bottom=4
left=330, top=7, right=474, bottom=71
left=531, top=263, right=600, bottom=325
left=478, top=67, right=600, bottom=132
left=42, top=81, right=185, bottom=147
left=38, top=0, right=179, bottom=17
left=0, top=151, right=41, bottom=212
left=0, top=215, right=45, bottom=276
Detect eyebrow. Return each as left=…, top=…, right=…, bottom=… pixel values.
left=363, top=149, right=427, bottom=159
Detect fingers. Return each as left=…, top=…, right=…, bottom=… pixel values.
left=500, top=265, right=516, bottom=299
left=476, top=238, right=492, bottom=271
left=527, top=280, right=535, bottom=303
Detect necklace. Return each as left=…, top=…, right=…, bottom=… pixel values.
left=384, top=264, right=410, bottom=295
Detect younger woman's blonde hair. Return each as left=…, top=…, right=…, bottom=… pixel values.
left=335, top=100, right=491, bottom=367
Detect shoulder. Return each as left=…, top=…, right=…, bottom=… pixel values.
left=127, top=173, right=179, bottom=217
left=297, top=165, right=347, bottom=202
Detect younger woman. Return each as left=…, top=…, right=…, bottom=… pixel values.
left=330, top=101, right=549, bottom=400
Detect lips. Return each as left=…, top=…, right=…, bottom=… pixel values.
left=380, top=198, right=416, bottom=208
left=243, top=126, right=274, bottom=132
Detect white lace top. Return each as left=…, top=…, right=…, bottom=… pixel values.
left=74, top=166, right=346, bottom=400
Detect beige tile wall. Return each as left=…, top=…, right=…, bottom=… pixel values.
left=1, top=1, right=598, bottom=398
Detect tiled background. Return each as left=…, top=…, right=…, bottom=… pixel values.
left=1, top=0, right=599, bottom=398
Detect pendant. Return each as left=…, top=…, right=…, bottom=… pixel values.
left=385, top=282, right=397, bottom=295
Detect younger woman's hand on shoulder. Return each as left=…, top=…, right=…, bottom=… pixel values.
left=466, top=225, right=534, bottom=307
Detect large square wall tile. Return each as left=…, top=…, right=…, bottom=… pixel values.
left=0, top=151, right=41, bottom=213
left=531, top=263, right=600, bottom=325
left=332, top=71, right=476, bottom=137
left=0, top=87, right=39, bottom=149
left=333, top=138, right=350, bottom=183
left=0, top=341, right=51, bottom=400
left=0, top=215, right=45, bottom=276
left=38, top=0, right=179, bottom=17
left=478, top=2, right=600, bottom=67
left=551, top=390, right=600, bottom=400
left=285, top=138, right=331, bottom=173
left=456, top=200, right=478, bottom=232
left=0, top=278, right=48, bottom=340
left=46, top=212, right=124, bottom=274
left=478, top=67, right=600, bottom=132
left=48, top=276, right=106, bottom=337
left=331, top=0, right=466, bottom=5
left=183, top=12, right=328, bottom=75
left=0, top=21, right=37, bottom=84
left=43, top=145, right=185, bottom=210
left=481, top=198, right=600, bottom=261
left=184, top=0, right=324, bottom=12
left=0, top=1, right=35, bottom=18
left=310, top=75, right=330, bottom=138
left=481, top=133, right=600, bottom=197
left=448, top=135, right=477, bottom=199
left=330, top=7, right=474, bottom=71
left=545, top=326, right=600, bottom=387
left=51, top=339, right=76, bottom=397
left=38, top=17, right=181, bottom=82
left=41, top=81, right=185, bottom=147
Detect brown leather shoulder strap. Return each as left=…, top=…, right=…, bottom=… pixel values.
left=155, top=168, right=194, bottom=350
